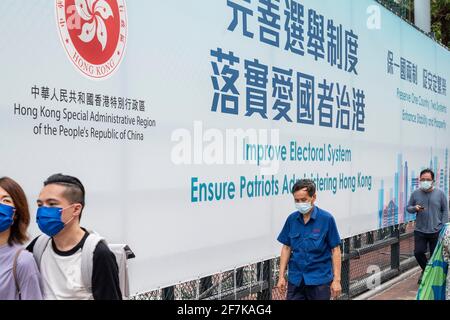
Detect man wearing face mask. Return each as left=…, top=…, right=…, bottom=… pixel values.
left=407, top=168, right=449, bottom=285
left=26, top=173, right=121, bottom=300
left=276, top=179, right=342, bottom=300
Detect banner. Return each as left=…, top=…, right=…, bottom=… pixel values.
left=0, top=0, right=448, bottom=294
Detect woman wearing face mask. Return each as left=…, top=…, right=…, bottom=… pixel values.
left=0, top=177, right=43, bottom=300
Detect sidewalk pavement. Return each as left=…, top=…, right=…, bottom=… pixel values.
left=368, top=269, right=422, bottom=300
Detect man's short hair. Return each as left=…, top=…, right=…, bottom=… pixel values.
left=419, top=168, right=435, bottom=181
left=292, top=179, right=316, bottom=197
left=44, top=174, right=85, bottom=218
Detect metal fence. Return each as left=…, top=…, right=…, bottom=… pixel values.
left=131, top=221, right=417, bottom=300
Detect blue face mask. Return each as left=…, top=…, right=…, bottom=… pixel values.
left=0, top=203, right=15, bottom=233
left=295, top=202, right=313, bottom=215
left=36, top=205, right=74, bottom=237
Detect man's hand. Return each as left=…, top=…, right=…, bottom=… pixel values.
left=277, top=245, right=291, bottom=297
left=330, top=280, right=342, bottom=299
left=277, top=277, right=287, bottom=293
left=415, top=205, right=425, bottom=212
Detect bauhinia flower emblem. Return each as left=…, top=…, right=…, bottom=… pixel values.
left=75, top=0, right=114, bottom=51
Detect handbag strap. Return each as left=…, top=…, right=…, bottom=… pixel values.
left=13, top=248, right=24, bottom=300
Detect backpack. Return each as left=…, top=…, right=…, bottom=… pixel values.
left=32, top=231, right=135, bottom=299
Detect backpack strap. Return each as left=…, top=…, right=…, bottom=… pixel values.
left=32, top=235, right=51, bottom=269
left=13, top=248, right=24, bottom=300
left=80, top=232, right=105, bottom=292
left=109, top=244, right=130, bottom=298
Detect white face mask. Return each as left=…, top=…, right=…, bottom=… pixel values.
left=295, top=202, right=312, bottom=215
left=420, top=181, right=433, bottom=191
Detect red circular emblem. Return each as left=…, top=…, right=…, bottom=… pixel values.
left=56, top=0, right=127, bottom=80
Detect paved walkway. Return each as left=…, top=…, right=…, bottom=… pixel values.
left=369, top=270, right=422, bottom=300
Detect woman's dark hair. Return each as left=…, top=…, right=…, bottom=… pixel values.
left=0, top=177, right=30, bottom=245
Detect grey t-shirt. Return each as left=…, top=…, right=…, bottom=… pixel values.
left=0, top=243, right=43, bottom=300
left=407, top=188, right=449, bottom=234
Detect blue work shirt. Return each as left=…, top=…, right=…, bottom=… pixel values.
left=277, top=206, right=341, bottom=286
